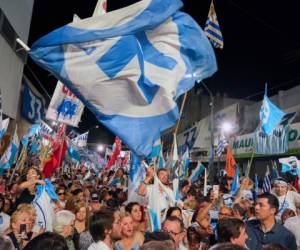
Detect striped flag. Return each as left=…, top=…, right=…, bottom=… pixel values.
left=216, top=138, right=228, bottom=157
left=262, top=168, right=271, bottom=193
left=189, top=161, right=205, bottom=183
left=204, top=0, right=224, bottom=49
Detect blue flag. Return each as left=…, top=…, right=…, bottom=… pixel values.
left=230, top=165, right=240, bottom=196
left=259, top=84, right=285, bottom=135
left=255, top=174, right=259, bottom=200
left=29, top=0, right=217, bottom=157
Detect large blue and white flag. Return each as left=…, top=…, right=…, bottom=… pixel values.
left=189, top=161, right=205, bottom=183
left=259, top=85, right=285, bottom=135
left=0, top=118, right=9, bottom=140
left=0, top=127, right=19, bottom=175
left=204, top=1, right=224, bottom=49
left=29, top=0, right=217, bottom=157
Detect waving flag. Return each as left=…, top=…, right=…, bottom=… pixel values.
left=260, top=84, right=285, bottom=135
left=0, top=126, right=19, bottom=175
left=230, top=165, right=240, bottom=196
left=189, top=161, right=205, bottom=183
left=216, top=137, right=228, bottom=157
left=29, top=0, right=217, bottom=157
left=204, top=1, right=224, bottom=49
left=279, top=156, right=300, bottom=176
left=225, top=146, right=236, bottom=178
left=46, top=81, right=84, bottom=127
left=0, top=118, right=9, bottom=140
left=262, top=167, right=271, bottom=193
left=71, top=131, right=89, bottom=147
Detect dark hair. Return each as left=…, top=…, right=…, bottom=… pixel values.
left=0, top=194, right=4, bottom=212
left=233, top=203, right=247, bottom=219
left=180, top=180, right=190, bottom=190
left=187, top=226, right=209, bottom=250
left=0, top=236, right=14, bottom=250
left=217, top=218, right=245, bottom=243
left=262, top=243, right=288, bottom=250
left=125, top=202, right=140, bottom=214
left=157, top=168, right=167, bottom=175
left=166, top=207, right=182, bottom=219
left=144, top=231, right=173, bottom=243
left=23, top=232, right=68, bottom=250
left=163, top=216, right=184, bottom=232
left=209, top=242, right=247, bottom=250
left=257, top=193, right=279, bottom=212
left=140, top=240, right=176, bottom=250
left=89, top=208, right=114, bottom=242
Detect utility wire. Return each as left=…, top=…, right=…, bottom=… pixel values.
left=243, top=77, right=300, bottom=100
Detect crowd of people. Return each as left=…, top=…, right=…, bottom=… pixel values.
left=1, top=163, right=300, bottom=250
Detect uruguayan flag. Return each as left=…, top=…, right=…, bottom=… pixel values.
left=216, top=138, right=228, bottom=157
left=29, top=0, right=217, bottom=157
left=204, top=1, right=224, bottom=49
left=189, top=161, right=205, bottom=183
left=259, top=85, right=285, bottom=135
left=0, top=118, right=9, bottom=140
left=0, top=127, right=19, bottom=175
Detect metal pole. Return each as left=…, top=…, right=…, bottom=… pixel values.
left=200, top=81, right=215, bottom=182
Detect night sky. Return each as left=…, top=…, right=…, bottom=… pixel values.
left=26, top=0, right=300, bottom=143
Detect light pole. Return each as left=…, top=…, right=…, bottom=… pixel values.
left=198, top=80, right=215, bottom=182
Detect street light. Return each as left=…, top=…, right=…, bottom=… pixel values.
left=97, top=144, right=104, bottom=152
left=221, top=122, right=232, bottom=133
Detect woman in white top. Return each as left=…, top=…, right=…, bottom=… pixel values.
left=272, top=177, right=300, bottom=219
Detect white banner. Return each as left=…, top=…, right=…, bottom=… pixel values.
left=230, top=122, right=300, bottom=156
left=46, top=81, right=84, bottom=127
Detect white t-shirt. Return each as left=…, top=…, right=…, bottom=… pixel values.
left=87, top=241, right=111, bottom=250
left=0, top=212, right=10, bottom=234
left=146, top=184, right=174, bottom=212
left=275, top=191, right=300, bottom=217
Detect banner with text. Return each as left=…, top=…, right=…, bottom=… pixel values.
left=21, top=78, right=45, bottom=123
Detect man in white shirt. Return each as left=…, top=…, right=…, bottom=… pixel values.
left=138, top=168, right=175, bottom=213
left=88, top=208, right=122, bottom=250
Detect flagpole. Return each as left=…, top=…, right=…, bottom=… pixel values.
left=8, top=146, right=26, bottom=185
left=171, top=92, right=188, bottom=154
